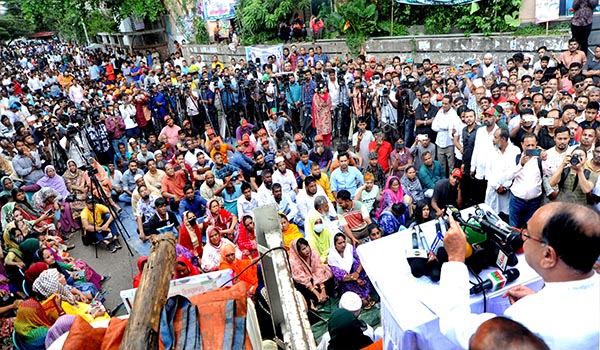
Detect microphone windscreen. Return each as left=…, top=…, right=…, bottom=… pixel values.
left=436, top=247, right=448, bottom=263
left=504, top=268, right=520, bottom=282
left=427, top=259, right=442, bottom=282
left=408, top=257, right=427, bottom=278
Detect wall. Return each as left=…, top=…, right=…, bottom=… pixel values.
left=183, top=33, right=571, bottom=67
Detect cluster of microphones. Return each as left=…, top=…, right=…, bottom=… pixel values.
left=406, top=205, right=523, bottom=294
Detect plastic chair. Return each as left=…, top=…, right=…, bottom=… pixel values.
left=21, top=280, right=29, bottom=297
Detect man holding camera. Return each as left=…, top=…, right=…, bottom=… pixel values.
left=549, top=147, right=597, bottom=204
left=80, top=195, right=122, bottom=253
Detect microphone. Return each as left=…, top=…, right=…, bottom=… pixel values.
left=406, top=231, right=428, bottom=278
left=469, top=268, right=520, bottom=295
left=417, top=227, right=442, bottom=282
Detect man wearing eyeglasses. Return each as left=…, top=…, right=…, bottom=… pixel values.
left=439, top=202, right=600, bottom=350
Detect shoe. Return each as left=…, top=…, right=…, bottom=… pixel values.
left=114, top=240, right=122, bottom=249
left=66, top=243, right=76, bottom=250
left=106, top=243, right=117, bottom=253
left=100, top=275, right=111, bottom=284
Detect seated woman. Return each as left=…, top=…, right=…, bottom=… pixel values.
left=366, top=223, right=383, bottom=242
left=328, top=233, right=374, bottom=309
left=377, top=176, right=412, bottom=218
left=219, top=243, right=259, bottom=295
left=305, top=211, right=333, bottom=263
left=378, top=203, right=409, bottom=236
left=10, top=189, right=54, bottom=235
left=400, top=165, right=425, bottom=203
left=289, top=238, right=333, bottom=311
left=2, top=227, right=30, bottom=287
left=84, top=157, right=122, bottom=213
left=279, top=212, right=303, bottom=250
left=237, top=215, right=258, bottom=259
left=62, top=159, right=88, bottom=219
left=13, top=297, right=55, bottom=350
left=32, top=186, right=80, bottom=235
left=206, top=199, right=238, bottom=243
left=0, top=175, right=17, bottom=198
left=36, top=247, right=103, bottom=298
left=179, top=210, right=205, bottom=262
left=412, top=200, right=434, bottom=226
left=201, top=226, right=242, bottom=273
left=133, top=256, right=148, bottom=288
left=174, top=255, right=201, bottom=279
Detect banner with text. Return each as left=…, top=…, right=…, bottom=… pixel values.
left=203, top=0, right=236, bottom=21
left=245, top=45, right=284, bottom=68
left=535, top=0, right=560, bottom=23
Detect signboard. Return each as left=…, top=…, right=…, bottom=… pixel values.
left=203, top=0, right=237, bottom=21
left=535, top=0, right=560, bottom=23
left=245, top=45, right=284, bottom=68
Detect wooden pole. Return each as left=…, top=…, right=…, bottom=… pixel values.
left=121, top=233, right=177, bottom=350
left=546, top=21, right=549, bottom=36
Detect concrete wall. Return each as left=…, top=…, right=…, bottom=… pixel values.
left=183, top=33, right=571, bottom=67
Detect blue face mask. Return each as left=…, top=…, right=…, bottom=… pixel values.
left=15, top=236, right=23, bottom=244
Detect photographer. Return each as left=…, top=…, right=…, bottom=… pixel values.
left=119, top=94, right=139, bottom=139
left=85, top=114, right=112, bottom=165
left=375, top=79, right=397, bottom=127
left=149, top=85, right=167, bottom=133
left=549, top=147, right=597, bottom=204
left=59, top=125, right=91, bottom=167
left=197, top=79, right=217, bottom=130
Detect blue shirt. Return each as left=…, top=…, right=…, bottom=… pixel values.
left=222, top=184, right=242, bottom=216
left=418, top=161, right=445, bottom=190
left=212, top=163, right=240, bottom=180
left=296, top=160, right=312, bottom=177
left=230, top=152, right=254, bottom=173
left=121, top=169, right=144, bottom=192
left=302, top=80, right=316, bottom=107
left=287, top=82, right=302, bottom=106
left=178, top=192, right=208, bottom=218
left=330, top=166, right=364, bottom=197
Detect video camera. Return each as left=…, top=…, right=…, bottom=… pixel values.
left=444, top=205, right=522, bottom=273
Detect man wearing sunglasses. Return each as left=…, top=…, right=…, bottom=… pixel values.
left=439, top=202, right=600, bottom=350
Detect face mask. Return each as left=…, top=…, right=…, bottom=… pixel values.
left=15, top=236, right=23, bottom=243
left=396, top=143, right=405, bottom=150
left=142, top=194, right=150, bottom=200
left=314, top=223, right=324, bottom=233
left=189, top=218, right=197, bottom=226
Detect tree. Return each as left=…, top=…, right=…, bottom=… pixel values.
left=0, top=15, right=35, bottom=42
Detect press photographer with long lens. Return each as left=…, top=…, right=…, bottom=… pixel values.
left=549, top=146, right=597, bottom=204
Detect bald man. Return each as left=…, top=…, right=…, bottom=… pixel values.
left=469, top=317, right=549, bottom=350
left=438, top=202, right=600, bottom=350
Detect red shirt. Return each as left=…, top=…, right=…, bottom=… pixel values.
left=161, top=170, right=187, bottom=199
left=368, top=140, right=393, bottom=172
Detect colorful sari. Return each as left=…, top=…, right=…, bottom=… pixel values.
left=377, top=176, right=406, bottom=217
left=288, top=238, right=333, bottom=289
left=179, top=211, right=204, bottom=258
left=13, top=298, right=54, bottom=350
left=201, top=226, right=241, bottom=273
left=327, top=234, right=372, bottom=300
left=174, top=255, right=201, bottom=279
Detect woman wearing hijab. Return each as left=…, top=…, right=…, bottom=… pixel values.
left=31, top=184, right=80, bottom=234
left=288, top=238, right=333, bottom=310
left=132, top=256, right=148, bottom=288
left=0, top=175, right=16, bottom=198
left=219, top=242, right=258, bottom=295
left=377, top=176, right=411, bottom=218
left=400, top=165, right=425, bottom=203
left=2, top=227, right=27, bottom=286
left=312, top=84, right=333, bottom=146
left=173, top=255, right=201, bottom=279
left=179, top=210, right=204, bottom=260
left=328, top=233, right=373, bottom=309
left=11, top=188, right=46, bottom=226
left=23, top=262, right=48, bottom=296
left=62, top=159, right=87, bottom=217
left=36, top=247, right=102, bottom=297
left=237, top=215, right=258, bottom=259
left=206, top=198, right=238, bottom=242
left=201, top=225, right=241, bottom=273
left=279, top=212, right=303, bottom=250
left=304, top=210, right=332, bottom=263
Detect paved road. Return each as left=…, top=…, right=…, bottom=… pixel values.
left=68, top=205, right=150, bottom=313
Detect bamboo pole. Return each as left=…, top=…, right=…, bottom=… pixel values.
left=121, top=233, right=177, bottom=350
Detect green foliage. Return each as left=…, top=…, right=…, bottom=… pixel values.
left=193, top=17, right=210, bottom=44
left=512, top=22, right=570, bottom=36
left=237, top=0, right=309, bottom=45
left=116, top=0, right=166, bottom=21
left=424, top=9, right=454, bottom=34
left=337, top=0, right=378, bottom=54
left=454, top=0, right=522, bottom=35
left=85, top=10, right=118, bottom=37
left=376, top=21, right=408, bottom=37
left=0, top=15, right=35, bottom=42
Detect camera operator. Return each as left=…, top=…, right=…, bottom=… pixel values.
left=326, top=69, right=350, bottom=141
left=149, top=85, right=167, bottom=133
left=301, top=70, right=317, bottom=137
left=218, top=73, right=239, bottom=133
left=198, top=79, right=217, bottom=130
left=59, top=125, right=91, bottom=167
left=85, top=113, right=112, bottom=165
left=119, top=94, right=140, bottom=139
left=549, top=147, right=597, bottom=204
left=375, top=79, right=397, bottom=127
left=394, top=75, right=417, bottom=145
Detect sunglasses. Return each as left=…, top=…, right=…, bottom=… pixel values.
left=521, top=103, right=532, bottom=108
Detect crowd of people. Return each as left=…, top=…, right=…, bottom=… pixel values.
left=0, top=31, right=598, bottom=349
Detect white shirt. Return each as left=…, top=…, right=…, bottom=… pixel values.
left=257, top=183, right=273, bottom=206
left=543, top=146, right=574, bottom=177
left=471, top=125, right=498, bottom=180
left=439, top=262, right=600, bottom=350
left=484, top=143, right=520, bottom=214
left=236, top=193, right=259, bottom=219
left=119, top=103, right=137, bottom=129
left=295, top=184, right=336, bottom=223
left=272, top=168, right=298, bottom=201
left=352, top=130, right=375, bottom=170
left=508, top=152, right=543, bottom=200
left=432, top=107, right=460, bottom=148
left=328, top=80, right=340, bottom=107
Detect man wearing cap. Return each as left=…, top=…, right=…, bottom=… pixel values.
left=80, top=195, right=122, bottom=253
left=159, top=116, right=181, bottom=147
left=210, top=138, right=234, bottom=164
left=230, top=140, right=255, bottom=179
left=310, top=135, right=334, bottom=173
left=431, top=168, right=462, bottom=217
left=291, top=133, right=309, bottom=154
left=120, top=160, right=145, bottom=203
left=273, top=156, right=298, bottom=201
left=367, top=129, right=392, bottom=173
left=235, top=118, right=254, bottom=141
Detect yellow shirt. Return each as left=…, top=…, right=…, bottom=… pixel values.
left=315, top=173, right=336, bottom=203
left=80, top=204, right=109, bottom=227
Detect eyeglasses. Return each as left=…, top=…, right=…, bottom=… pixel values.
left=520, top=227, right=547, bottom=245
left=521, top=103, right=532, bottom=108
left=575, top=83, right=585, bottom=88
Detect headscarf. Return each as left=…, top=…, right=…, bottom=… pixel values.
left=1, top=201, right=15, bottom=229
left=400, top=165, right=424, bottom=202
left=31, top=187, right=61, bottom=211
left=327, top=308, right=373, bottom=350
left=179, top=210, right=203, bottom=257
left=201, top=225, right=240, bottom=272
left=174, top=255, right=200, bottom=279
left=279, top=213, right=303, bottom=250
left=25, top=262, right=49, bottom=284
left=2, top=226, right=23, bottom=261
left=0, top=175, right=14, bottom=197
left=36, top=165, right=70, bottom=199
left=327, top=233, right=354, bottom=274
left=32, top=268, right=76, bottom=305
left=305, top=210, right=332, bottom=261
left=45, top=314, right=77, bottom=349
left=219, top=242, right=258, bottom=294
left=62, top=159, right=85, bottom=191
left=288, top=238, right=333, bottom=288
left=19, top=238, right=40, bottom=266
left=13, top=298, right=53, bottom=348
left=133, top=256, right=148, bottom=288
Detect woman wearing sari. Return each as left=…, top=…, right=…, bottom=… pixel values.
left=33, top=166, right=80, bottom=233
left=328, top=233, right=374, bottom=309
left=84, top=157, right=122, bottom=213
left=2, top=227, right=27, bottom=286
left=206, top=199, right=238, bottom=243
left=377, top=176, right=412, bottom=218
left=201, top=225, right=241, bottom=273
left=289, top=238, right=333, bottom=310
left=132, top=256, right=148, bottom=288
left=173, top=255, right=201, bottom=279
left=305, top=210, right=333, bottom=263
left=312, top=86, right=333, bottom=146
left=279, top=213, right=303, bottom=250
left=179, top=210, right=205, bottom=260
left=237, top=215, right=258, bottom=259
left=219, top=242, right=258, bottom=295
left=11, top=189, right=49, bottom=231
left=13, top=297, right=54, bottom=350
left=62, top=159, right=87, bottom=217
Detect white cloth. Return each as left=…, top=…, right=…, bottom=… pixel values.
left=352, top=130, right=375, bottom=170
left=236, top=193, right=259, bottom=219
left=439, top=262, right=600, bottom=350
left=295, top=185, right=336, bottom=223
left=508, top=153, right=543, bottom=200
left=327, top=237, right=353, bottom=273
left=543, top=146, right=574, bottom=177
left=431, top=108, right=460, bottom=148
left=484, top=143, right=520, bottom=214
left=256, top=183, right=273, bottom=206
left=272, top=169, right=297, bottom=201
left=471, top=125, right=498, bottom=180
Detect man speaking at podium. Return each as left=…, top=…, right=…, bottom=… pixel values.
left=438, top=202, right=600, bottom=350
